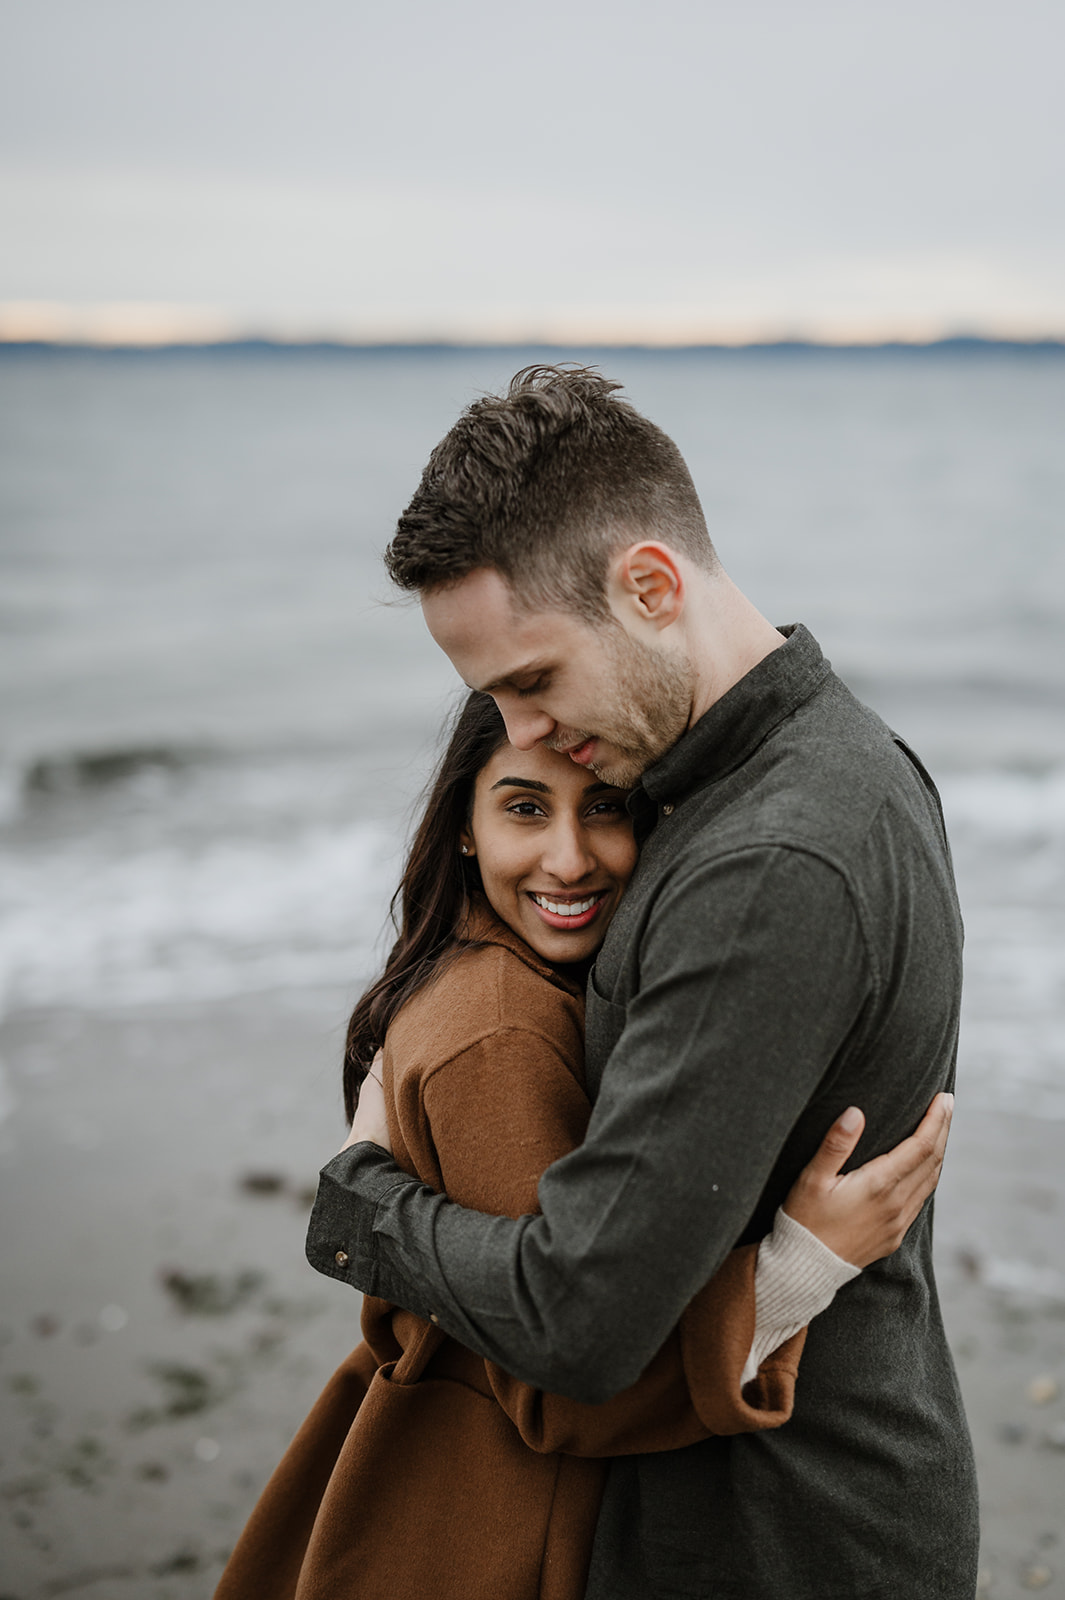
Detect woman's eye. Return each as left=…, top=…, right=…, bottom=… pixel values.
left=587, top=800, right=626, bottom=818
left=507, top=800, right=546, bottom=817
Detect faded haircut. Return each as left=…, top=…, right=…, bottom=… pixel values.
left=384, top=365, right=718, bottom=620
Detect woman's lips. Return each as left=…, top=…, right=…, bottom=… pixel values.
left=528, top=891, right=607, bottom=931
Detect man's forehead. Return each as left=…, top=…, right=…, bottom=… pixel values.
left=421, top=567, right=519, bottom=637
left=421, top=569, right=584, bottom=674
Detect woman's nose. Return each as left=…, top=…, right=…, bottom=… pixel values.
left=541, top=819, right=597, bottom=883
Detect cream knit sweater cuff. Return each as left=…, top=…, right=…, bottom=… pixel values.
left=740, top=1207, right=861, bottom=1387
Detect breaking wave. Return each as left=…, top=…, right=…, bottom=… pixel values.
left=1, top=754, right=1062, bottom=1117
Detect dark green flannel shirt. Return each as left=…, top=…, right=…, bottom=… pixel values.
left=307, top=625, right=979, bottom=1599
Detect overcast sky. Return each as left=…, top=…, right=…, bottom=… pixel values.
left=2, top=0, right=1063, bottom=341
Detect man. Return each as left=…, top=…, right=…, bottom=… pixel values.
left=308, top=366, right=979, bottom=1597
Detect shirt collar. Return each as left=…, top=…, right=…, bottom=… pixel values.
left=637, top=624, right=832, bottom=808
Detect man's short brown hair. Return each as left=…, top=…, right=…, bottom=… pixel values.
left=384, top=365, right=718, bottom=619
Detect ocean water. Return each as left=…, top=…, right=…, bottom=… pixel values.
left=1, top=347, right=1063, bottom=1116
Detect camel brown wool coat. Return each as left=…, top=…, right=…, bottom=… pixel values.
left=215, top=905, right=805, bottom=1600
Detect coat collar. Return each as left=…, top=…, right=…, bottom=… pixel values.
left=460, top=895, right=586, bottom=997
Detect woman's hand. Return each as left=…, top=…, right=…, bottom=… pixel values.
left=783, top=1092, right=954, bottom=1268
left=340, top=1051, right=393, bottom=1155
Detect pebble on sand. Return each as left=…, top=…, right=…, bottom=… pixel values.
left=239, top=1170, right=289, bottom=1196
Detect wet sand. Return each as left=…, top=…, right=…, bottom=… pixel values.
left=1, top=998, right=1063, bottom=1600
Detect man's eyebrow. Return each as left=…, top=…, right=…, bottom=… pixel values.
left=476, top=661, right=552, bottom=695
left=490, top=776, right=552, bottom=794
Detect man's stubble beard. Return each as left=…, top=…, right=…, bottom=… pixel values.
left=573, top=627, right=694, bottom=790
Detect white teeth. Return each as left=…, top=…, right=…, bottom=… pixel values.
left=532, top=895, right=599, bottom=917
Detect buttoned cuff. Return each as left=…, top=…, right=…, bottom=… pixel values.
left=304, top=1142, right=414, bottom=1295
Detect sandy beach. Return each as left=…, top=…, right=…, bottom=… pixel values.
left=1, top=994, right=1062, bottom=1600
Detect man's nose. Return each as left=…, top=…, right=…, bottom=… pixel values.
left=499, top=702, right=555, bottom=751
left=541, top=819, right=597, bottom=883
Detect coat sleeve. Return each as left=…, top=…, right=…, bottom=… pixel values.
left=420, top=1031, right=805, bottom=1453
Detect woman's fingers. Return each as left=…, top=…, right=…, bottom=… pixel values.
left=801, top=1105, right=866, bottom=1184
left=780, top=1107, right=867, bottom=1254
left=872, top=1091, right=954, bottom=1206
left=782, top=1092, right=955, bottom=1267
left=842, top=1091, right=955, bottom=1253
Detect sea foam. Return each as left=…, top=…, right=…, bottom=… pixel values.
left=0, top=816, right=399, bottom=1014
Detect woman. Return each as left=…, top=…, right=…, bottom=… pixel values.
left=216, top=693, right=950, bottom=1600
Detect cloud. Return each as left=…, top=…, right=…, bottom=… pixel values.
left=2, top=0, right=1063, bottom=339
left=3, top=164, right=1063, bottom=343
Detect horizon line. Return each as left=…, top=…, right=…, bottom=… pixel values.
left=3, top=333, right=1065, bottom=355
left=3, top=302, right=1065, bottom=352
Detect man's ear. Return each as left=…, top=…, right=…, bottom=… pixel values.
left=608, top=543, right=685, bottom=630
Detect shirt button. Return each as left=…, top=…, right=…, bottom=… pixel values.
left=429, top=1312, right=440, bottom=1324
left=334, top=1249, right=349, bottom=1267
left=662, top=803, right=674, bottom=816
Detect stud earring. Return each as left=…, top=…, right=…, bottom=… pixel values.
left=461, top=845, right=469, bottom=855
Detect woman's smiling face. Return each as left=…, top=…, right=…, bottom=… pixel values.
left=462, top=741, right=637, bottom=966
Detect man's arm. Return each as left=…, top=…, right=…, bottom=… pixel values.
left=309, top=845, right=870, bottom=1401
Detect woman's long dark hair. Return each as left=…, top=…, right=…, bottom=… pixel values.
left=343, top=690, right=509, bottom=1121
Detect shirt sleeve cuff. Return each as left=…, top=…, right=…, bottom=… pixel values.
left=741, top=1206, right=861, bottom=1384
left=304, top=1142, right=415, bottom=1296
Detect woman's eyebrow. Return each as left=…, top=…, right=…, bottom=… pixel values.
left=489, top=777, right=552, bottom=794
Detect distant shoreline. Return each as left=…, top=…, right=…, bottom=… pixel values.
left=3, top=335, right=1065, bottom=358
